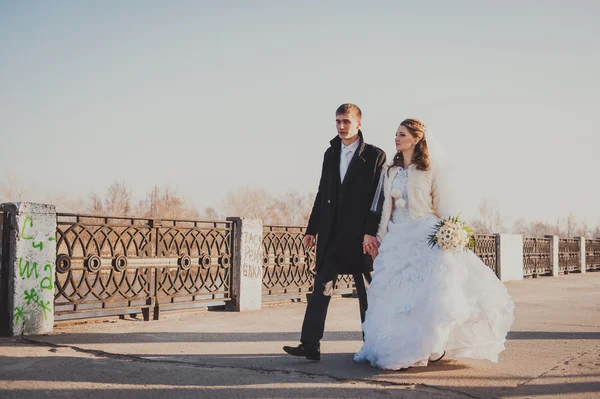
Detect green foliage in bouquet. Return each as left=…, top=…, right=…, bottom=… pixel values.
left=427, top=215, right=475, bottom=251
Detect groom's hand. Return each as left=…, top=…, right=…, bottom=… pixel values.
left=362, top=234, right=379, bottom=255
left=303, top=234, right=316, bottom=249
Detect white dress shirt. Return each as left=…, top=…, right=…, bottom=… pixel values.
left=340, top=139, right=360, bottom=182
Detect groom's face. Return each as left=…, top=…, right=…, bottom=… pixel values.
left=335, top=113, right=361, bottom=142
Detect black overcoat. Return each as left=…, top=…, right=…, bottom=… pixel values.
left=306, top=131, right=386, bottom=274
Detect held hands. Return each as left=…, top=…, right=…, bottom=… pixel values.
left=363, top=234, right=380, bottom=260
left=304, top=234, right=379, bottom=259
left=303, top=234, right=316, bottom=249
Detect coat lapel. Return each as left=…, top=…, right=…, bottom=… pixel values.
left=340, top=131, right=367, bottom=192
left=329, top=136, right=342, bottom=196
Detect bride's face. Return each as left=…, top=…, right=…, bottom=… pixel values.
left=395, top=125, right=419, bottom=151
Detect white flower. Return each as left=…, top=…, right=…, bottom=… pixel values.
left=395, top=198, right=406, bottom=208
left=429, top=215, right=474, bottom=253
left=391, top=189, right=402, bottom=199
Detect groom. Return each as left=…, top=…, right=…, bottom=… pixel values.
left=283, top=103, right=386, bottom=361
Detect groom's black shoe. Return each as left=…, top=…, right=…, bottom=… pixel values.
left=283, top=343, right=320, bottom=361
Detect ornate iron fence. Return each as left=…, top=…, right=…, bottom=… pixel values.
left=262, top=225, right=356, bottom=300
left=559, top=238, right=580, bottom=273
left=54, top=213, right=232, bottom=320
left=523, top=237, right=552, bottom=277
left=262, top=225, right=314, bottom=300
left=262, top=228, right=506, bottom=299
left=334, top=274, right=355, bottom=295
left=586, top=239, right=600, bottom=271
left=473, top=234, right=499, bottom=277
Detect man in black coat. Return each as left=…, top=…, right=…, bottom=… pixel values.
left=283, top=103, right=386, bottom=361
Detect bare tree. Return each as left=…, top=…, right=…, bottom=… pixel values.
left=85, top=183, right=199, bottom=219
left=0, top=178, right=25, bottom=202
left=512, top=218, right=529, bottom=235
left=221, top=187, right=315, bottom=225
left=472, top=198, right=504, bottom=234
left=566, top=213, right=577, bottom=238
left=147, top=185, right=160, bottom=218
left=53, top=195, right=86, bottom=213
left=103, top=180, right=132, bottom=216
left=574, top=221, right=591, bottom=238
left=528, top=221, right=554, bottom=237
left=593, top=224, right=600, bottom=239
left=286, top=189, right=314, bottom=225
left=155, top=187, right=199, bottom=219
left=269, top=189, right=314, bottom=225
left=222, top=187, right=275, bottom=221
left=132, top=199, right=148, bottom=217
left=202, top=207, right=221, bottom=220
left=138, top=186, right=199, bottom=219
left=87, top=193, right=104, bottom=214
left=554, top=217, right=562, bottom=235
left=512, top=217, right=563, bottom=237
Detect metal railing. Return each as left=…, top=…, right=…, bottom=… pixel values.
left=261, top=227, right=506, bottom=301
left=559, top=238, right=580, bottom=273
left=523, top=237, right=552, bottom=277
left=585, top=239, right=600, bottom=271
left=262, top=225, right=357, bottom=300
left=473, top=234, right=499, bottom=277
left=47, top=210, right=599, bottom=319
left=262, top=225, right=314, bottom=300
left=54, top=213, right=232, bottom=320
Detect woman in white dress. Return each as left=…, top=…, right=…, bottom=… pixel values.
left=354, top=118, right=515, bottom=370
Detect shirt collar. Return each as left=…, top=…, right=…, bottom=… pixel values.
left=341, top=138, right=360, bottom=153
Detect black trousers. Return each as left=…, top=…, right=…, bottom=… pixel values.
left=300, top=264, right=372, bottom=347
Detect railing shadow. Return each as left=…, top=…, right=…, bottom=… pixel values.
left=0, top=352, right=599, bottom=398
left=32, top=330, right=600, bottom=345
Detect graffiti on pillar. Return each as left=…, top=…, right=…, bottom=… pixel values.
left=23, top=288, right=52, bottom=319
left=14, top=306, right=26, bottom=323
left=21, top=216, right=56, bottom=250
left=242, top=231, right=262, bottom=279
left=13, top=213, right=56, bottom=328
left=18, top=216, right=55, bottom=290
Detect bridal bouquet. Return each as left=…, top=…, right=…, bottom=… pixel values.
left=427, top=216, right=475, bottom=252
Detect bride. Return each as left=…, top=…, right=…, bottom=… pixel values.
left=354, top=118, right=515, bottom=370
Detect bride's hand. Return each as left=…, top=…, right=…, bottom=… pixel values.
left=363, top=243, right=379, bottom=260
left=369, top=247, right=379, bottom=260
left=363, top=234, right=379, bottom=255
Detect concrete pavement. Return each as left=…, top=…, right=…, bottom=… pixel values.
left=1, top=272, right=600, bottom=398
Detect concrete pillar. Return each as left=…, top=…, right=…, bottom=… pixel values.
left=498, top=234, right=523, bottom=282
left=226, top=217, right=263, bottom=311
left=577, top=237, right=586, bottom=274
left=546, top=235, right=560, bottom=277
left=1, top=203, right=56, bottom=336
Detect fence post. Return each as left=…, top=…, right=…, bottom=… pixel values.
left=226, top=217, right=263, bottom=311
left=546, top=235, right=559, bottom=277
left=497, top=234, right=523, bottom=282
left=577, top=237, right=586, bottom=274
left=0, top=202, right=56, bottom=336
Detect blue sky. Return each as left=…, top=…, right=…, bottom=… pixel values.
left=1, top=1, right=599, bottom=226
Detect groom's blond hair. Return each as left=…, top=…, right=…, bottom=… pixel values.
left=335, top=103, right=362, bottom=121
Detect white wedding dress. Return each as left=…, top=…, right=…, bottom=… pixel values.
left=354, top=167, right=515, bottom=370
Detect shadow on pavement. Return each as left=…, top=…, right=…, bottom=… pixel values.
left=30, top=330, right=600, bottom=345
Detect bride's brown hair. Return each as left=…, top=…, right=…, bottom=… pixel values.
left=390, top=118, right=430, bottom=172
